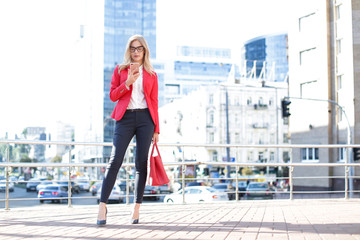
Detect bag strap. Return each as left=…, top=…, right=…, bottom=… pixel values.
left=151, top=142, right=161, bottom=159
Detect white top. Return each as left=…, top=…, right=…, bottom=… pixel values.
left=127, top=66, right=148, bottom=109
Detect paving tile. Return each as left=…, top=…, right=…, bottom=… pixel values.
left=0, top=199, right=359, bottom=240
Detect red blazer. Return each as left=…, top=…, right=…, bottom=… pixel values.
left=110, top=65, right=160, bottom=133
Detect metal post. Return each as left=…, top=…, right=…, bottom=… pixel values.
left=225, top=90, right=231, bottom=178
left=235, top=148, right=239, bottom=201
left=289, top=165, right=294, bottom=200
left=68, top=147, right=72, bottom=208
left=126, top=166, right=130, bottom=205
left=5, top=144, right=10, bottom=210
left=344, top=149, right=349, bottom=199
left=182, top=146, right=186, bottom=204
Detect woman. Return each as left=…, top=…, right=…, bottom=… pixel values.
left=97, top=35, right=159, bottom=225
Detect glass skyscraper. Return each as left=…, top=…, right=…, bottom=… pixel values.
left=103, top=0, right=156, bottom=159
left=243, top=33, right=288, bottom=82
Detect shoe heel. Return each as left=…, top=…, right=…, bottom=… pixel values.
left=131, top=218, right=139, bottom=224
left=97, top=207, right=107, bottom=225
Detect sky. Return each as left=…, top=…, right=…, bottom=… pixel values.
left=0, top=0, right=292, bottom=139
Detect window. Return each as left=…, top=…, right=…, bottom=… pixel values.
left=300, top=48, right=317, bottom=66
left=339, top=109, right=343, bottom=122
left=283, top=133, right=289, bottom=143
left=209, top=94, right=214, bottom=105
left=247, top=97, right=252, bottom=105
left=338, top=147, right=345, bottom=162
left=209, top=132, right=214, bottom=143
left=258, top=152, right=264, bottom=162
left=248, top=151, right=253, bottom=161
left=269, top=98, right=273, bottom=106
left=301, top=148, right=319, bottom=161
left=337, top=39, right=342, bottom=54
left=165, top=84, right=180, bottom=95
left=336, top=4, right=342, bottom=20
left=283, top=151, right=290, bottom=162
left=208, top=111, right=214, bottom=126
left=235, top=114, right=239, bottom=125
left=270, top=152, right=275, bottom=162
left=299, top=13, right=316, bottom=32
left=258, top=97, right=264, bottom=105
left=212, top=151, right=218, bottom=161
left=235, top=133, right=240, bottom=143
left=337, top=75, right=343, bottom=90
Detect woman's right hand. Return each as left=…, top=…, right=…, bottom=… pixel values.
left=125, top=68, right=140, bottom=87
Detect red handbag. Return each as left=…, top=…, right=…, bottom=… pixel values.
left=149, top=142, right=169, bottom=186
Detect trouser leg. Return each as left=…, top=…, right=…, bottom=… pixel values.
left=100, top=114, right=135, bottom=203
left=134, top=110, right=155, bottom=203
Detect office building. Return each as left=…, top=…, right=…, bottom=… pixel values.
left=242, top=33, right=288, bottom=82
left=103, top=0, right=157, bottom=159
left=288, top=0, right=359, bottom=191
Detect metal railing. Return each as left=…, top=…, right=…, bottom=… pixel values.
left=0, top=139, right=359, bottom=210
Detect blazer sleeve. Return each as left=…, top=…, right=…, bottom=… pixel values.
left=151, top=72, right=160, bottom=134
left=109, top=65, right=130, bottom=102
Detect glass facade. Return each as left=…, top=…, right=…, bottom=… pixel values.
left=243, top=33, right=288, bottom=82
left=103, top=0, right=156, bottom=159
left=174, top=61, right=232, bottom=77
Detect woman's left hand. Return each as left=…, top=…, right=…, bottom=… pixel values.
left=152, top=133, right=159, bottom=143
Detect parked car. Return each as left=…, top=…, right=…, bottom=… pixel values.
left=36, top=181, right=53, bottom=192
left=231, top=181, right=248, bottom=198
left=17, top=176, right=25, bottom=184
left=97, top=184, right=125, bottom=204
left=76, top=178, right=91, bottom=192
left=118, top=181, right=129, bottom=192
left=143, top=185, right=160, bottom=201
left=26, top=177, right=47, bottom=192
left=91, top=182, right=102, bottom=196
left=38, top=185, right=68, bottom=203
left=57, top=181, right=80, bottom=194
left=186, top=181, right=203, bottom=187
left=0, top=181, right=14, bottom=192
left=212, top=183, right=235, bottom=200
left=245, top=182, right=273, bottom=200
left=158, top=183, right=172, bottom=193
left=164, top=186, right=229, bottom=204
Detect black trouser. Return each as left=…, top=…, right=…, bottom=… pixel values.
left=100, top=108, right=154, bottom=204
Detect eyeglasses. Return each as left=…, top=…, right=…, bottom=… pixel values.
left=130, top=46, right=144, bottom=53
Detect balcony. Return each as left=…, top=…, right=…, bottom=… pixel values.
left=252, top=123, right=269, bottom=129
left=254, top=103, right=268, bottom=110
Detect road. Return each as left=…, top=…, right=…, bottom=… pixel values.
left=1, top=186, right=356, bottom=209
left=0, top=186, right=165, bottom=208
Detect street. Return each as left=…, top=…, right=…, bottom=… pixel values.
left=1, top=186, right=358, bottom=209
left=0, top=186, right=164, bottom=208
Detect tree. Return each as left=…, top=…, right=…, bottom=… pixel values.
left=51, top=155, right=62, bottom=163
left=241, top=167, right=253, bottom=176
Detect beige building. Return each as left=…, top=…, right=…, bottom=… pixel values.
left=288, top=0, right=360, bottom=190
left=159, top=81, right=289, bottom=177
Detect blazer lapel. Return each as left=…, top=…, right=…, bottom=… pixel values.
left=142, top=68, right=152, bottom=94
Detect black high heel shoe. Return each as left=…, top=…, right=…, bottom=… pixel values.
left=131, top=218, right=139, bottom=224
left=130, top=209, right=139, bottom=224
left=97, top=207, right=107, bottom=225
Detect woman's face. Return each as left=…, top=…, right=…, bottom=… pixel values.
left=130, top=40, right=144, bottom=64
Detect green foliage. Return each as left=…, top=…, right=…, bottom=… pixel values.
left=241, top=167, right=253, bottom=176
left=50, top=155, right=62, bottom=163
left=20, top=156, right=33, bottom=163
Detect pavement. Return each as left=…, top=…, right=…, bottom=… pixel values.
left=1, top=199, right=360, bottom=240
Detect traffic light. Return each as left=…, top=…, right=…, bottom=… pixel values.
left=353, top=148, right=360, bottom=161
left=281, top=98, right=291, bottom=118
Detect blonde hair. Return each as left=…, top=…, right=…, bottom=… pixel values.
left=118, top=35, right=155, bottom=76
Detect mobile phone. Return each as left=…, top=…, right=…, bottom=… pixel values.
left=130, top=63, right=140, bottom=74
